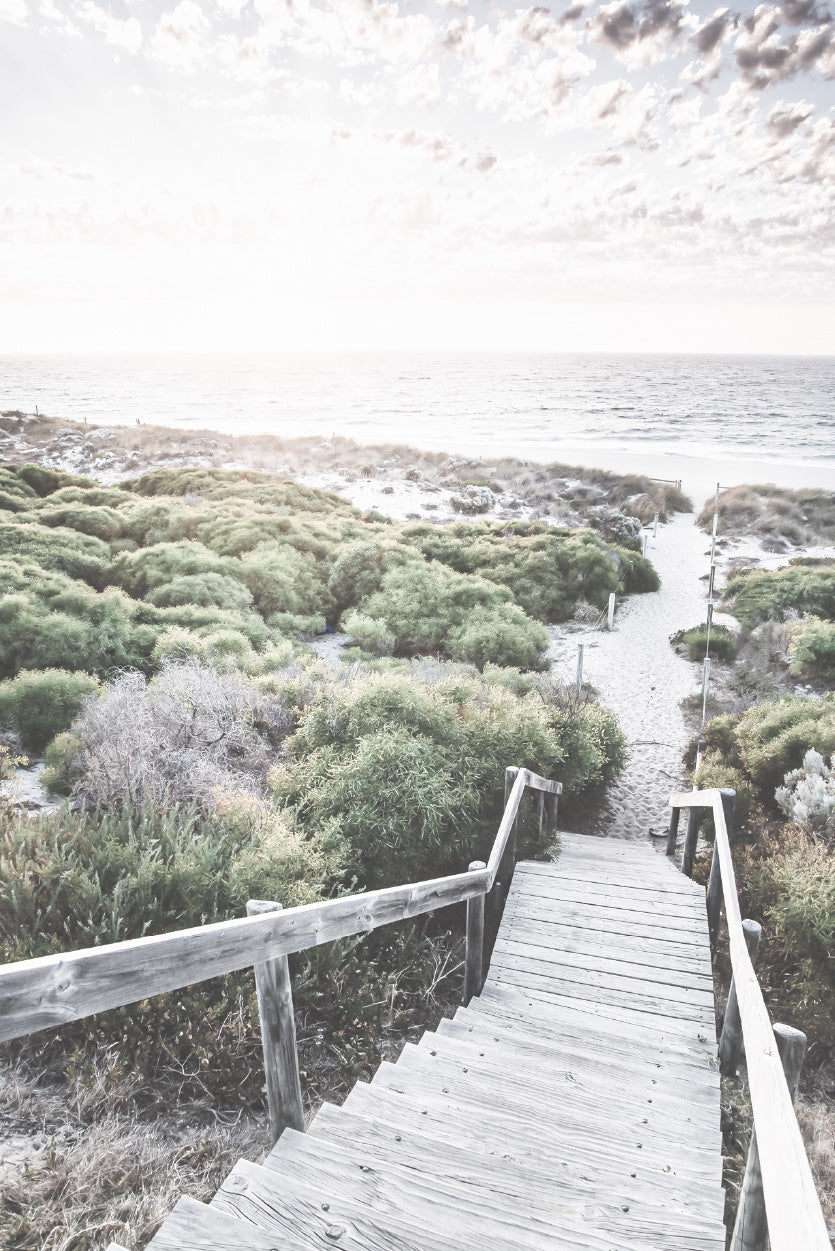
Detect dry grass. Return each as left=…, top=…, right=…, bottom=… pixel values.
left=699, top=484, right=835, bottom=549
left=0, top=1060, right=268, bottom=1251
left=797, top=1092, right=835, bottom=1227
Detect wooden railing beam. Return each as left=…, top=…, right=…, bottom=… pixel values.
left=707, top=789, right=735, bottom=951
left=730, top=1024, right=807, bottom=1251
left=668, top=787, right=830, bottom=1251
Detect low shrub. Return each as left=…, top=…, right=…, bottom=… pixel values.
left=273, top=668, right=625, bottom=889
left=735, top=694, right=835, bottom=790
left=775, top=749, right=835, bottom=846
left=52, top=660, right=294, bottom=812
left=693, top=758, right=753, bottom=836
left=787, top=615, right=835, bottom=680
left=742, top=828, right=835, bottom=1046
left=357, top=562, right=548, bottom=669
left=700, top=484, right=835, bottom=547
left=672, top=623, right=738, bottom=663
left=724, top=563, right=835, bottom=630
left=0, top=669, right=100, bottom=754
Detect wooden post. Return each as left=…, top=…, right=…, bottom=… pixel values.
left=641, top=533, right=648, bottom=557
left=503, top=766, right=519, bottom=878
left=707, top=563, right=716, bottom=600
left=707, top=790, right=735, bottom=951
left=653, top=512, right=658, bottom=538
left=607, top=592, right=615, bottom=630
left=719, top=920, right=762, bottom=1076
left=665, top=805, right=681, bottom=858
left=545, top=790, right=559, bottom=839
left=682, top=808, right=700, bottom=878
left=464, top=861, right=486, bottom=1005
left=730, top=1024, right=807, bottom=1251
left=576, top=643, right=584, bottom=695
left=246, top=900, right=305, bottom=1144
left=536, top=791, right=545, bottom=847
left=701, top=656, right=711, bottom=727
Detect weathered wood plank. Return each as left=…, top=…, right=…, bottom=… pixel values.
left=417, top=1030, right=720, bottom=1134
left=343, top=1080, right=724, bottom=1197
left=146, top=1196, right=300, bottom=1251
left=308, top=1099, right=726, bottom=1223
left=265, top=1126, right=724, bottom=1250
left=493, top=934, right=714, bottom=989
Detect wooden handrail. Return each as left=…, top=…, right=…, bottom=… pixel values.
left=668, top=788, right=829, bottom=1251
left=0, top=768, right=560, bottom=1046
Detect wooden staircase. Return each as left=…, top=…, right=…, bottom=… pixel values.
left=147, top=832, right=727, bottom=1251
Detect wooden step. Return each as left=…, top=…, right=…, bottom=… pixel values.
left=264, top=1127, right=724, bottom=1251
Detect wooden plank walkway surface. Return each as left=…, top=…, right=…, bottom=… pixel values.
left=148, top=832, right=725, bottom=1250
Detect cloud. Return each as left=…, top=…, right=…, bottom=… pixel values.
left=74, top=1, right=142, bottom=52
left=691, top=7, right=735, bottom=55
left=733, top=6, right=835, bottom=86
left=18, top=156, right=95, bottom=181
left=765, top=97, right=814, bottom=135
left=0, top=0, right=27, bottom=24
left=589, top=0, right=689, bottom=63
left=396, top=62, right=442, bottom=107
left=152, top=0, right=209, bottom=70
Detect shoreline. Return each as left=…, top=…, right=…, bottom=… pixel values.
left=1, top=411, right=831, bottom=522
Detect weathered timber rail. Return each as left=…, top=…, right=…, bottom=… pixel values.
left=0, top=766, right=559, bottom=1140
left=667, top=787, right=830, bottom=1251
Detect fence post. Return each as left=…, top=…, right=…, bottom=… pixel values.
left=503, top=766, right=519, bottom=875
left=464, top=861, right=487, bottom=1005
left=653, top=512, right=658, bottom=538
left=719, top=920, right=762, bottom=1076
left=246, top=899, right=305, bottom=1144
left=730, top=1024, right=807, bottom=1251
left=536, top=790, right=545, bottom=846
left=576, top=643, right=584, bottom=695
left=682, top=809, right=700, bottom=877
left=665, top=805, right=681, bottom=858
left=707, top=790, right=735, bottom=951
left=607, top=593, right=616, bottom=630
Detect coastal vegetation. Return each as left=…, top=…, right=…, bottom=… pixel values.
left=699, top=485, right=835, bottom=550
left=0, top=459, right=641, bottom=1250
left=692, top=695, right=835, bottom=1046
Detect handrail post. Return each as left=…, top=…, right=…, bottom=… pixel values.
left=682, top=808, right=700, bottom=877
left=707, top=789, right=735, bottom=951
left=464, top=861, right=487, bottom=1005
left=730, top=1023, right=807, bottom=1251
left=246, top=899, right=305, bottom=1144
left=719, top=920, right=762, bottom=1076
left=500, top=766, right=520, bottom=898
left=665, top=805, right=681, bottom=858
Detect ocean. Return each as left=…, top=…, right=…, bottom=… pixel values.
left=2, top=352, right=834, bottom=484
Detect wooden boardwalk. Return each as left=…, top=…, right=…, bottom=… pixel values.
left=148, top=832, right=725, bottom=1251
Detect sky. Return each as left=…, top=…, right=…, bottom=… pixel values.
left=1, top=0, right=835, bottom=353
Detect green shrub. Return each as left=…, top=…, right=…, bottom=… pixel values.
left=735, top=694, right=835, bottom=790
left=240, top=544, right=332, bottom=618
left=358, top=561, right=547, bottom=669
left=744, top=830, right=835, bottom=1045
left=15, top=463, right=96, bottom=498
left=450, top=603, right=548, bottom=670
left=724, top=563, right=835, bottom=630
left=693, top=758, right=753, bottom=836
left=0, top=669, right=100, bottom=754
left=111, top=540, right=233, bottom=599
left=0, top=520, right=110, bottom=584
left=672, top=623, right=738, bottom=663
left=787, top=615, right=835, bottom=679
left=145, top=572, right=254, bottom=612
left=273, top=669, right=625, bottom=888
left=342, top=610, right=396, bottom=656
left=32, top=502, right=124, bottom=541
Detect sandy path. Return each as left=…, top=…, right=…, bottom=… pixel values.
left=548, top=512, right=708, bottom=842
